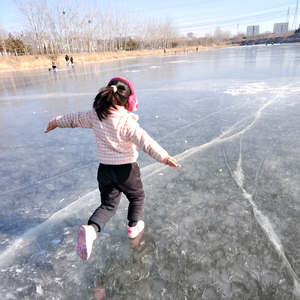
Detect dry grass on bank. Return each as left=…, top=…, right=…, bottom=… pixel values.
left=0, top=45, right=233, bottom=72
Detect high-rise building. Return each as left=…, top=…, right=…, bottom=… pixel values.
left=187, top=32, right=195, bottom=39
left=247, top=25, right=260, bottom=36
left=273, top=22, right=289, bottom=34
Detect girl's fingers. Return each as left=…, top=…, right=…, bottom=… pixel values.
left=167, top=157, right=181, bottom=168
left=45, top=121, right=55, bottom=133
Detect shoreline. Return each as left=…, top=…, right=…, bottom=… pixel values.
left=0, top=45, right=234, bottom=72
left=1, top=32, right=299, bottom=73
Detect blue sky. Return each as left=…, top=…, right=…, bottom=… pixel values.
left=0, top=0, right=298, bottom=36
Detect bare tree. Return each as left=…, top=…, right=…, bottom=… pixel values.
left=46, top=0, right=88, bottom=53
left=70, top=3, right=88, bottom=53
left=106, top=6, right=117, bottom=52
left=146, top=18, right=162, bottom=49
left=18, top=30, right=35, bottom=54
left=48, top=0, right=67, bottom=53
left=14, top=0, right=48, bottom=54
left=160, top=17, right=178, bottom=48
left=206, top=33, right=213, bottom=46
left=72, top=1, right=91, bottom=53
left=134, top=16, right=150, bottom=50
left=85, top=3, right=98, bottom=52
left=114, top=8, right=132, bottom=50
left=95, top=9, right=109, bottom=52
left=146, top=18, right=157, bottom=49
left=0, top=24, right=7, bottom=56
left=213, top=26, right=231, bottom=45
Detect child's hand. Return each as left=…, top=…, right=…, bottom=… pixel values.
left=167, top=157, right=181, bottom=168
left=45, top=120, right=56, bottom=133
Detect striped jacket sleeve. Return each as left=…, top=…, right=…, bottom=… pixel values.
left=55, top=110, right=94, bottom=129
left=126, top=118, right=169, bottom=164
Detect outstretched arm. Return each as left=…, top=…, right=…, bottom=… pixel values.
left=45, top=110, right=94, bottom=133
left=166, top=156, right=181, bottom=168
left=127, top=119, right=181, bottom=168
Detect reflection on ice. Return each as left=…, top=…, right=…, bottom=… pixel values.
left=1, top=44, right=300, bottom=299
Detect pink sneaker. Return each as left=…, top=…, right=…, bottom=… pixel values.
left=77, top=225, right=97, bottom=260
left=127, top=220, right=145, bottom=239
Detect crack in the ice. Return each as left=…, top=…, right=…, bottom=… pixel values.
left=219, top=93, right=300, bottom=297
left=253, top=123, right=299, bottom=200
left=156, top=103, right=247, bottom=142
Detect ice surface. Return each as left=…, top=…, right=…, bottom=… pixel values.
left=0, top=44, right=300, bottom=299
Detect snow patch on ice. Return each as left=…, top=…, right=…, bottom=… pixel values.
left=224, top=82, right=269, bottom=95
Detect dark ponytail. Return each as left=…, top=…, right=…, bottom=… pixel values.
left=93, top=79, right=131, bottom=121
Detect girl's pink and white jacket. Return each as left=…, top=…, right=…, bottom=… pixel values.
left=53, top=105, right=169, bottom=165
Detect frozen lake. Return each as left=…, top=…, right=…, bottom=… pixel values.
left=0, top=43, right=300, bottom=299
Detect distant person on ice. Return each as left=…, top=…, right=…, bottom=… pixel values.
left=65, top=54, right=69, bottom=66
left=52, top=61, right=57, bottom=70
left=70, top=57, right=73, bottom=65
left=45, top=76, right=180, bottom=260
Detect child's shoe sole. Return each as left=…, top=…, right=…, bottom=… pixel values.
left=127, top=220, right=145, bottom=239
left=77, top=225, right=96, bottom=260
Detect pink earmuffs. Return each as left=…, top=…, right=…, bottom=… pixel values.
left=108, top=76, right=138, bottom=112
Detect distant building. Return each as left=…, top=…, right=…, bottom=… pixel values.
left=247, top=25, right=260, bottom=36
left=273, top=22, right=289, bottom=34
left=187, top=32, right=195, bottom=39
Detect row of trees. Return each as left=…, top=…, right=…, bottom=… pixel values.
left=0, top=25, right=231, bottom=57
left=3, top=0, right=300, bottom=56
left=3, top=0, right=179, bottom=55
left=0, top=0, right=244, bottom=56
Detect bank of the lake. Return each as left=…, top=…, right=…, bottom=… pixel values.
left=0, top=45, right=234, bottom=72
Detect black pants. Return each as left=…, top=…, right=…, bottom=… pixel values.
left=88, top=162, right=145, bottom=231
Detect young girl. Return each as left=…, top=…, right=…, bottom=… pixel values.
left=45, top=76, right=180, bottom=260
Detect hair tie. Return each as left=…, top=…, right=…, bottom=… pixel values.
left=111, top=85, right=117, bottom=93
